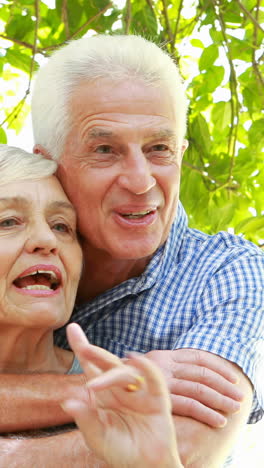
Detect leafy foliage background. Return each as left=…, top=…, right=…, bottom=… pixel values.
left=0, top=0, right=263, bottom=245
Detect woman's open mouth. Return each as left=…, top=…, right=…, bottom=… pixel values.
left=13, top=266, right=62, bottom=296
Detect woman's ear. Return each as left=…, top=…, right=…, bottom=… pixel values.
left=33, top=144, right=52, bottom=160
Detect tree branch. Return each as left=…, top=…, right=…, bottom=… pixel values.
left=0, top=0, right=40, bottom=130
left=124, top=0, right=131, bottom=34
left=182, top=160, right=226, bottom=188
left=236, top=0, right=264, bottom=34
left=70, top=2, right=113, bottom=40
left=62, top=0, right=70, bottom=39
left=0, top=35, right=37, bottom=51
left=251, top=0, right=264, bottom=89
left=172, top=0, right=183, bottom=46
left=28, top=0, right=40, bottom=85
left=161, top=0, right=174, bottom=46
left=0, top=2, right=113, bottom=56
left=213, top=0, right=240, bottom=184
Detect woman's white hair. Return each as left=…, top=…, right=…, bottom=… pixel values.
left=31, top=34, right=188, bottom=161
left=0, top=144, right=57, bottom=185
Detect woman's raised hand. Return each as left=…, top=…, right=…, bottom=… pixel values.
left=61, top=323, right=183, bottom=468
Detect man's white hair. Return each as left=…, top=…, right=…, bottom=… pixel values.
left=31, top=34, right=188, bottom=161
left=0, top=144, right=57, bottom=185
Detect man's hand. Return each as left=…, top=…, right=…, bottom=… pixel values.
left=145, top=348, right=244, bottom=428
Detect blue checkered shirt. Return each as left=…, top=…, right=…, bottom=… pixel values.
left=55, top=202, right=264, bottom=447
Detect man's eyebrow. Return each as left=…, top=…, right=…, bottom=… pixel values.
left=86, top=128, right=176, bottom=139
left=87, top=128, right=113, bottom=138
left=148, top=129, right=176, bottom=139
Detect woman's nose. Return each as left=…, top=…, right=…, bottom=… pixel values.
left=25, top=222, right=58, bottom=255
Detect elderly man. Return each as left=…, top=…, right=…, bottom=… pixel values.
left=1, top=35, right=263, bottom=467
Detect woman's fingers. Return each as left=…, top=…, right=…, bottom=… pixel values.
left=86, top=364, right=145, bottom=393
left=66, top=323, right=122, bottom=378
left=61, top=398, right=106, bottom=447
left=127, top=353, right=171, bottom=398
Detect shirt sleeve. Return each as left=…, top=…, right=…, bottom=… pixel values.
left=174, top=251, right=264, bottom=424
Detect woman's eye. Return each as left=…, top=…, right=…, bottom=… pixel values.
left=95, top=145, right=113, bottom=154
left=53, top=223, right=70, bottom=233
left=0, top=218, right=18, bottom=228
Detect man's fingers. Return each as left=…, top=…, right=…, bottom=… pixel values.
left=171, top=395, right=227, bottom=428
left=168, top=379, right=241, bottom=414
left=171, top=349, right=239, bottom=383
left=169, top=363, right=244, bottom=401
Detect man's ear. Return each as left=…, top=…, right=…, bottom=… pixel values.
left=180, top=139, right=188, bottom=160
left=33, top=144, right=52, bottom=160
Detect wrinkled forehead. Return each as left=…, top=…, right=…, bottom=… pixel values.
left=70, top=77, right=176, bottom=116
left=0, top=177, right=74, bottom=211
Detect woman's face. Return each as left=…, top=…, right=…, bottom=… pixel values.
left=0, top=176, right=82, bottom=329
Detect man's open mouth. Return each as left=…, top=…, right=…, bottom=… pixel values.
left=121, top=210, right=153, bottom=219
left=13, top=270, right=61, bottom=291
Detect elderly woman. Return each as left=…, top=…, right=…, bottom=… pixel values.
left=0, top=144, right=82, bottom=377
left=0, top=144, right=182, bottom=468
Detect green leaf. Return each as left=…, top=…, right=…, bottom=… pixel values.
left=203, top=66, right=225, bottom=93
left=243, top=0, right=256, bottom=9
left=0, top=127, right=7, bottom=144
left=199, top=44, right=219, bottom=71
left=224, top=7, right=241, bottom=24
left=0, top=4, right=9, bottom=22
left=190, top=39, right=204, bottom=48
left=248, top=119, right=264, bottom=146
left=190, top=114, right=212, bottom=155
left=130, top=3, right=157, bottom=36
left=209, top=29, right=223, bottom=43
left=235, top=216, right=264, bottom=235
left=5, top=48, right=37, bottom=74
left=212, top=101, right=231, bottom=132
left=6, top=14, right=35, bottom=41
left=215, top=203, right=236, bottom=232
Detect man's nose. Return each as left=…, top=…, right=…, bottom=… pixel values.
left=117, top=148, right=156, bottom=195
left=25, top=222, right=58, bottom=255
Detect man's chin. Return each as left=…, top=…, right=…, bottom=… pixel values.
left=108, top=239, right=161, bottom=262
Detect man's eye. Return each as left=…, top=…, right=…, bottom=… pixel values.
left=151, top=144, right=168, bottom=151
left=95, top=145, right=113, bottom=154
left=0, top=218, right=18, bottom=228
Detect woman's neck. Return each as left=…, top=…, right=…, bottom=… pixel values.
left=0, top=326, right=73, bottom=374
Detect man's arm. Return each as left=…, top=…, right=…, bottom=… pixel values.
left=0, top=348, right=242, bottom=432
left=0, top=352, right=252, bottom=467
left=0, top=374, right=87, bottom=431
left=0, top=431, right=107, bottom=468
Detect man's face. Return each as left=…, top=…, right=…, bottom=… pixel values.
left=58, top=79, right=187, bottom=261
